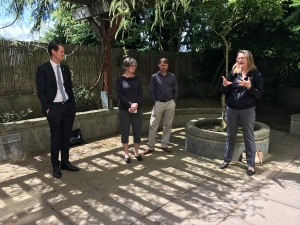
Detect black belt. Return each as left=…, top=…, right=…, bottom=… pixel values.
left=156, top=98, right=173, bottom=102
left=52, top=99, right=70, bottom=105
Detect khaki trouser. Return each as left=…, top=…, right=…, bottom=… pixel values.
left=148, top=100, right=176, bottom=150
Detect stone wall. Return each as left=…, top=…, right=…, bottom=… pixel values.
left=290, top=114, right=300, bottom=136
left=0, top=108, right=221, bottom=161
left=0, top=82, right=212, bottom=118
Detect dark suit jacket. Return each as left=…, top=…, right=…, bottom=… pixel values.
left=36, top=61, right=76, bottom=115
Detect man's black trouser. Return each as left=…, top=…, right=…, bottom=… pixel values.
left=47, top=101, right=76, bottom=168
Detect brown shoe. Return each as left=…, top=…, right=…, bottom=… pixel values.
left=143, top=149, right=154, bottom=155
left=161, top=147, right=172, bottom=153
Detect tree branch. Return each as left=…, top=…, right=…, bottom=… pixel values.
left=0, top=14, right=19, bottom=29
left=0, top=0, right=20, bottom=30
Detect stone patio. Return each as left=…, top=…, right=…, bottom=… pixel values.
left=0, top=128, right=300, bottom=225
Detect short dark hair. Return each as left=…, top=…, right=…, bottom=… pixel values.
left=122, top=57, right=137, bottom=70
left=158, top=58, right=168, bottom=64
left=48, top=42, right=63, bottom=56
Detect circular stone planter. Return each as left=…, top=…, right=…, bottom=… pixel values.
left=185, top=118, right=270, bottom=160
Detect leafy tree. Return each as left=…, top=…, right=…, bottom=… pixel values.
left=1, top=0, right=190, bottom=50
left=1, top=0, right=185, bottom=108
left=2, top=0, right=299, bottom=112
left=188, top=0, right=286, bottom=129
left=1, top=0, right=58, bottom=31
left=230, top=1, right=300, bottom=86
left=41, top=2, right=100, bottom=45
left=198, top=0, right=284, bottom=77
left=115, top=6, right=186, bottom=52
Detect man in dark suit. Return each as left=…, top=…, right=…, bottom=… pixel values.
left=36, top=42, right=79, bottom=178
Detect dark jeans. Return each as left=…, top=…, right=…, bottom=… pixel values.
left=47, top=101, right=76, bottom=168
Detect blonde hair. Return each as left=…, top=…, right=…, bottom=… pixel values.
left=232, top=50, right=257, bottom=74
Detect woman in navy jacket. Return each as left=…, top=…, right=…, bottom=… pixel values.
left=219, top=50, right=264, bottom=176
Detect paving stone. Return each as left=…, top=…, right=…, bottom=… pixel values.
left=268, top=142, right=300, bottom=156
left=65, top=196, right=145, bottom=225
left=254, top=178, right=300, bottom=209
left=210, top=164, right=270, bottom=191
left=147, top=195, right=226, bottom=225
left=276, top=134, right=300, bottom=149
left=269, top=130, right=288, bottom=144
left=231, top=195, right=300, bottom=225
left=185, top=176, right=253, bottom=214
left=183, top=157, right=226, bottom=174
left=42, top=183, right=111, bottom=216
left=132, top=216, right=160, bottom=225
left=160, top=166, right=208, bottom=185
left=0, top=163, right=37, bottom=183
left=0, top=199, right=69, bottom=225
left=0, top=131, right=299, bottom=225
left=109, top=180, right=176, bottom=215
left=0, top=180, right=38, bottom=210
left=218, top=216, right=252, bottom=225
left=260, top=151, right=298, bottom=171
left=287, top=155, right=300, bottom=168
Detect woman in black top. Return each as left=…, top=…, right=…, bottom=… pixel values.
left=115, top=57, right=143, bottom=163
left=219, top=50, right=264, bottom=176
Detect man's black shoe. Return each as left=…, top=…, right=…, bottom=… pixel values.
left=53, top=168, right=61, bottom=178
left=61, top=163, right=80, bottom=171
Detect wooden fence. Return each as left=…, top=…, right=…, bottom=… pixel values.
left=0, top=40, right=200, bottom=96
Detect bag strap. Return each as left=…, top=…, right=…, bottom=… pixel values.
left=256, top=150, right=263, bottom=165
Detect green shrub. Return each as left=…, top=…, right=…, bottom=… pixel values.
left=0, top=108, right=33, bottom=123
left=73, top=86, right=95, bottom=106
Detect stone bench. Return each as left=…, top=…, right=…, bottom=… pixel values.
left=0, top=108, right=221, bottom=161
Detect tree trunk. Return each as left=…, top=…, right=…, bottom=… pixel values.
left=87, top=15, right=121, bottom=109
left=220, top=34, right=229, bottom=130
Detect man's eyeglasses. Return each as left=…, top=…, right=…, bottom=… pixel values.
left=130, top=65, right=137, bottom=68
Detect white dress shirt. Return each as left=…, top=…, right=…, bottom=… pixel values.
left=50, top=59, right=69, bottom=102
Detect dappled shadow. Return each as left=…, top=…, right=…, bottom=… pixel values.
left=0, top=127, right=299, bottom=224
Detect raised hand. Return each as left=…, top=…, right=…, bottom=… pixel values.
left=222, top=76, right=233, bottom=87
left=238, top=77, right=251, bottom=89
